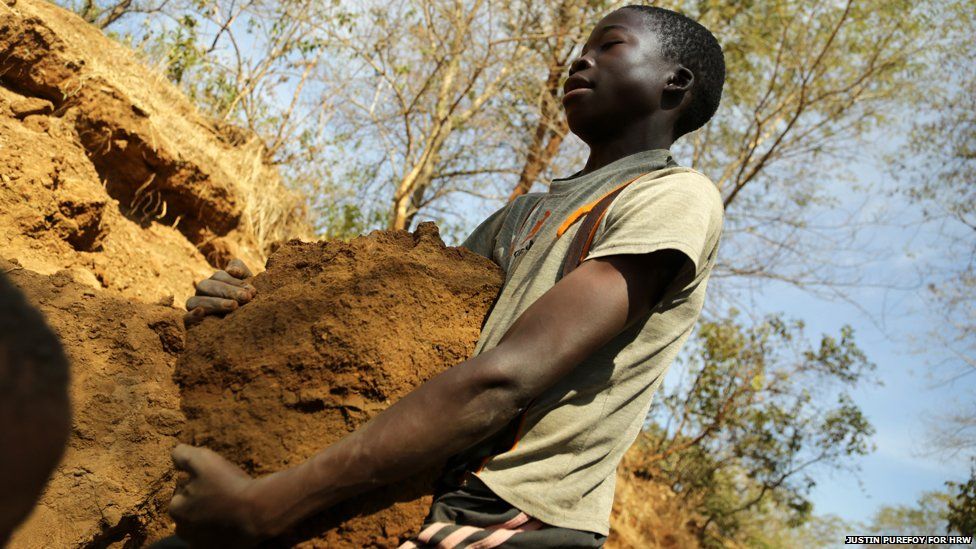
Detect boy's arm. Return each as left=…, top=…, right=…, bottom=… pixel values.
left=169, top=249, right=686, bottom=546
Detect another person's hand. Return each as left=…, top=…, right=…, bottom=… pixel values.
left=169, top=444, right=267, bottom=547
left=184, top=259, right=255, bottom=326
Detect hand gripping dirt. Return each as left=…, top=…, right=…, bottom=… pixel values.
left=184, top=259, right=256, bottom=327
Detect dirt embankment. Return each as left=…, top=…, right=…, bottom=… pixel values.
left=178, top=223, right=503, bottom=547
left=0, top=0, right=306, bottom=306
left=4, top=259, right=186, bottom=548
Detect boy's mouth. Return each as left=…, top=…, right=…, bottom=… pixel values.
left=563, top=88, right=593, bottom=102
left=563, top=75, right=594, bottom=102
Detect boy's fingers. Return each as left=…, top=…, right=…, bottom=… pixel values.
left=169, top=492, right=188, bottom=519
left=171, top=444, right=199, bottom=474
left=186, top=296, right=239, bottom=314
left=211, top=270, right=249, bottom=287
left=211, top=272, right=256, bottom=300
left=212, top=273, right=256, bottom=297
left=195, top=279, right=252, bottom=303
left=225, top=259, right=253, bottom=279
left=183, top=307, right=207, bottom=327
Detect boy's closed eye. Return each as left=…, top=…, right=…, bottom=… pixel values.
left=581, top=25, right=632, bottom=55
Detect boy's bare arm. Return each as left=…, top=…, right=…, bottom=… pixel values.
left=169, top=249, right=686, bottom=546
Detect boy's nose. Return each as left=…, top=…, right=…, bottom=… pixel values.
left=568, top=55, right=595, bottom=77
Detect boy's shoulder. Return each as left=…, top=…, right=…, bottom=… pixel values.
left=633, top=165, right=717, bottom=189
left=625, top=166, right=724, bottom=212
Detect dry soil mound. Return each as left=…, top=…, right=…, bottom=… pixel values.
left=4, top=258, right=187, bottom=548
left=177, top=223, right=503, bottom=548
left=0, top=0, right=306, bottom=305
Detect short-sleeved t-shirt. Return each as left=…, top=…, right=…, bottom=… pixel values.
left=455, top=148, right=724, bottom=535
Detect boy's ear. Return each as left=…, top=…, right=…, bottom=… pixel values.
left=665, top=65, right=694, bottom=92
left=661, top=65, right=693, bottom=112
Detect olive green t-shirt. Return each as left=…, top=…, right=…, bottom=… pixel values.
left=459, top=149, right=724, bottom=535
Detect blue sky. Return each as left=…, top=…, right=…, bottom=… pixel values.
left=766, top=266, right=973, bottom=523
left=741, top=156, right=974, bottom=525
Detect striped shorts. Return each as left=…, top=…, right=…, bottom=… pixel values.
left=398, top=475, right=606, bottom=549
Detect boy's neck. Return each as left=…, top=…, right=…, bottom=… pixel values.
left=580, top=122, right=673, bottom=176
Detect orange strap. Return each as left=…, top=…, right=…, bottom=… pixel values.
left=559, top=174, right=645, bottom=278
left=556, top=174, right=646, bottom=237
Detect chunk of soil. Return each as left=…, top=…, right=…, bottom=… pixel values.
left=177, top=223, right=503, bottom=547
left=4, top=259, right=187, bottom=548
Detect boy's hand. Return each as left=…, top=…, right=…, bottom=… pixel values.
left=169, top=444, right=267, bottom=547
left=184, top=259, right=255, bottom=327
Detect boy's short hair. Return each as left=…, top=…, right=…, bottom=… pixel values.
left=624, top=5, right=726, bottom=138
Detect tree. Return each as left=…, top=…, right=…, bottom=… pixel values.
left=895, top=0, right=976, bottom=459
left=856, top=474, right=975, bottom=542
left=869, top=491, right=961, bottom=545
left=622, top=313, right=875, bottom=545
left=737, top=509, right=858, bottom=549
left=946, top=461, right=976, bottom=536
left=660, top=0, right=924, bottom=299
left=304, top=0, right=544, bottom=231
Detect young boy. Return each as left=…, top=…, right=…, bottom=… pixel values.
left=171, top=5, right=725, bottom=547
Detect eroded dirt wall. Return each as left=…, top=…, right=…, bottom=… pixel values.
left=0, top=0, right=305, bottom=305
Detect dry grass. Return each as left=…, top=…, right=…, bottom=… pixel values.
left=231, top=139, right=314, bottom=258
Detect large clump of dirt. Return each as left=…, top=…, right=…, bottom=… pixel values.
left=0, top=0, right=307, bottom=305
left=177, top=223, right=503, bottom=547
left=3, top=258, right=187, bottom=548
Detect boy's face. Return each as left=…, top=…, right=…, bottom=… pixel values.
left=562, top=9, right=678, bottom=143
